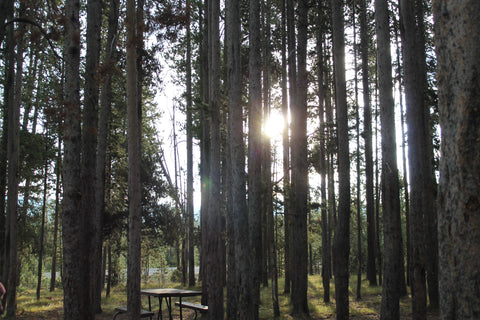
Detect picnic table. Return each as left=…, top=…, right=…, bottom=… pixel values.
left=140, top=288, right=202, bottom=320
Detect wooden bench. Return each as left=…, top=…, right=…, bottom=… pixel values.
left=112, top=306, right=154, bottom=320
left=175, top=301, right=208, bottom=320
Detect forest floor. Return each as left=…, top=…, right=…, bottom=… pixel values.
left=10, top=275, right=439, bottom=319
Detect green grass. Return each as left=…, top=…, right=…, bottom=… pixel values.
left=14, top=286, right=124, bottom=319
left=16, top=288, right=64, bottom=313
left=258, top=274, right=383, bottom=319
left=9, top=274, right=437, bottom=319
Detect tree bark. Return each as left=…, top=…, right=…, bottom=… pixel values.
left=400, top=0, right=428, bottom=317
left=84, top=0, right=103, bottom=314
left=280, top=0, right=291, bottom=296
left=375, top=0, right=404, bottom=318
left=290, top=0, right=309, bottom=316
left=206, top=0, right=224, bottom=318
left=0, top=115, right=6, bottom=283
left=225, top=149, right=237, bottom=320
left=106, top=245, right=112, bottom=297
left=50, top=137, right=62, bottom=292
left=226, top=0, right=252, bottom=316
left=185, top=0, right=196, bottom=289
left=199, top=0, right=210, bottom=306
left=374, top=84, right=382, bottom=286
left=94, top=0, right=119, bottom=304
left=262, top=0, right=272, bottom=287
left=248, top=0, right=262, bottom=316
left=434, top=0, right=480, bottom=318
left=325, top=34, right=336, bottom=300
left=5, top=13, right=23, bottom=316
left=37, top=147, right=49, bottom=300
left=316, top=3, right=330, bottom=302
left=61, top=0, right=84, bottom=314
left=61, top=0, right=85, bottom=317
left=360, top=0, right=377, bottom=288
left=352, top=0, right=362, bottom=300
left=393, top=19, right=411, bottom=289
left=0, top=5, right=14, bottom=287
left=285, top=0, right=297, bottom=298
left=331, top=0, right=351, bottom=318
left=126, top=0, right=142, bottom=316
left=401, top=0, right=439, bottom=311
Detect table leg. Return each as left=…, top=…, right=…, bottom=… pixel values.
left=167, top=297, right=173, bottom=320
left=157, top=297, right=163, bottom=320
left=179, top=297, right=183, bottom=320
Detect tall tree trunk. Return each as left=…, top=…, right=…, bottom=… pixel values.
left=316, top=3, right=330, bottom=302
left=375, top=0, right=404, bottom=318
left=248, top=0, right=262, bottom=315
left=126, top=0, right=142, bottom=316
left=94, top=0, right=119, bottom=304
left=352, top=0, right=362, bottom=300
left=0, top=5, right=14, bottom=286
left=262, top=0, right=272, bottom=286
left=423, top=119, right=439, bottom=309
left=393, top=21, right=411, bottom=289
left=373, top=78, right=382, bottom=286
left=260, top=3, right=279, bottom=312
left=290, top=0, right=309, bottom=316
left=226, top=0, right=252, bottom=316
left=135, top=0, right=147, bottom=288
left=409, top=4, right=439, bottom=307
left=360, top=0, right=376, bottom=288
left=37, top=144, right=49, bottom=300
left=434, top=0, right=480, bottom=318
left=0, top=121, right=6, bottom=283
left=285, top=0, right=297, bottom=297
left=226, top=1, right=254, bottom=319
left=331, top=0, right=351, bottom=318
left=325, top=35, right=336, bottom=294
left=220, top=83, right=227, bottom=290
left=199, top=0, right=210, bottom=305
left=106, top=245, right=112, bottom=297
left=206, top=0, right=224, bottom=318
left=101, top=247, right=107, bottom=290
left=5, top=13, right=23, bottom=316
left=423, top=125, right=439, bottom=308
left=280, top=0, right=291, bottom=296
left=400, top=0, right=426, bottom=315
left=400, top=0, right=439, bottom=313
left=226, top=143, right=237, bottom=320
left=261, top=1, right=279, bottom=313
left=50, top=137, right=62, bottom=292
left=271, top=214, right=280, bottom=319
left=185, top=0, right=196, bottom=289
left=84, top=0, right=103, bottom=314
left=172, top=105, right=183, bottom=274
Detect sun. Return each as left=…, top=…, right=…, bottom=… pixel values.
left=263, top=111, right=285, bottom=138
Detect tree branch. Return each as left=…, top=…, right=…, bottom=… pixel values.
left=4, top=17, right=63, bottom=61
